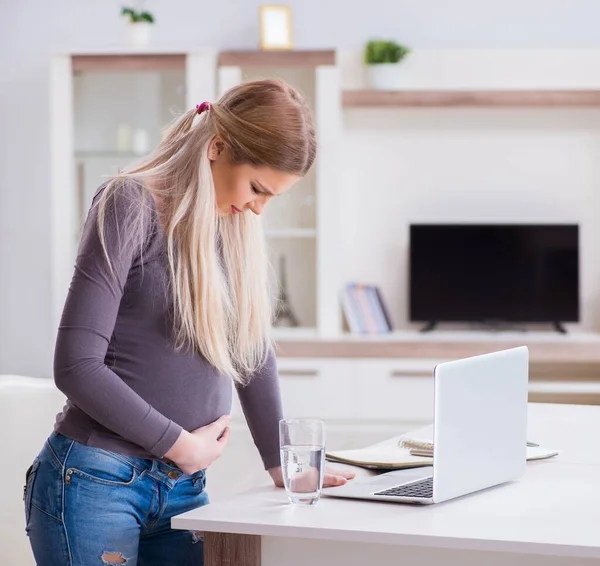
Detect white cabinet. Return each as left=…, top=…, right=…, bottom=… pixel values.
left=230, top=357, right=356, bottom=420
left=232, top=356, right=438, bottom=426
left=50, top=50, right=343, bottom=339
left=355, top=359, right=436, bottom=422
left=277, top=358, right=357, bottom=420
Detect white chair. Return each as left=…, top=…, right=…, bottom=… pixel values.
left=0, top=375, right=66, bottom=565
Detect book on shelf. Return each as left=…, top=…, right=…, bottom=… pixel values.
left=340, top=283, right=393, bottom=334
left=326, top=425, right=559, bottom=471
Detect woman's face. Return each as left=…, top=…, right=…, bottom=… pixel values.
left=209, top=138, right=301, bottom=216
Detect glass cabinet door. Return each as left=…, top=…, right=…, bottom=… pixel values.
left=73, top=61, right=186, bottom=228
left=220, top=64, right=319, bottom=331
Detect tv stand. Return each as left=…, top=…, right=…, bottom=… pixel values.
left=554, top=322, right=568, bottom=334
left=478, top=320, right=526, bottom=333
left=420, top=321, right=437, bottom=333
left=419, top=321, right=568, bottom=334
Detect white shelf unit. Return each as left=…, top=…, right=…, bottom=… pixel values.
left=49, top=51, right=217, bottom=332
left=50, top=49, right=342, bottom=338
left=217, top=51, right=342, bottom=337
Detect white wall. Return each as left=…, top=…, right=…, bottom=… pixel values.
left=5, top=0, right=600, bottom=374
left=340, top=107, right=600, bottom=331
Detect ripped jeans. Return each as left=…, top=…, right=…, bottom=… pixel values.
left=24, top=432, right=208, bottom=565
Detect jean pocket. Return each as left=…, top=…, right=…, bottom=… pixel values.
left=66, top=446, right=138, bottom=487
left=23, top=458, right=40, bottom=529
left=191, top=470, right=206, bottom=491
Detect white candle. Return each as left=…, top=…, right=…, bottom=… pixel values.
left=132, top=129, right=149, bottom=155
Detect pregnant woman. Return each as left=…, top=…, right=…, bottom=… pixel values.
left=24, top=78, right=354, bottom=565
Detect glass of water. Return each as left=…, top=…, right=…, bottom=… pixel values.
left=279, top=418, right=325, bottom=506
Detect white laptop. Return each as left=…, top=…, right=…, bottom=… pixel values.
left=323, top=346, right=529, bottom=505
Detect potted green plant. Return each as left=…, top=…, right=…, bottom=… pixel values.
left=122, top=5, right=155, bottom=48
left=364, top=39, right=410, bottom=90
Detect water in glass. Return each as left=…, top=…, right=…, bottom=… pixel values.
left=280, top=444, right=325, bottom=505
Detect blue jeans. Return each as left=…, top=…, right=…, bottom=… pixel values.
left=24, top=432, right=208, bottom=565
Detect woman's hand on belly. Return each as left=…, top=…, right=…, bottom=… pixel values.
left=165, top=415, right=231, bottom=474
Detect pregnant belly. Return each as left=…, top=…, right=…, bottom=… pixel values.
left=114, top=353, right=234, bottom=432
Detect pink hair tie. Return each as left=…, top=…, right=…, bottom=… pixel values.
left=196, top=102, right=211, bottom=115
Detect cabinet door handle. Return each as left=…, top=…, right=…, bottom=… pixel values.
left=390, top=370, right=432, bottom=378
left=279, top=369, right=319, bottom=378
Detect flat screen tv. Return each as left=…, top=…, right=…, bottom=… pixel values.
left=409, top=224, right=579, bottom=331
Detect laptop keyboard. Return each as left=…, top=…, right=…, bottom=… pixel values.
left=375, top=476, right=433, bottom=499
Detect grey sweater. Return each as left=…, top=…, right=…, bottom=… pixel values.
left=53, top=184, right=283, bottom=470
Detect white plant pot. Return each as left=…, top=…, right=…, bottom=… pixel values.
left=127, top=22, right=152, bottom=49
left=367, top=63, right=402, bottom=90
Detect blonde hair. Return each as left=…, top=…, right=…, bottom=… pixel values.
left=97, top=79, right=316, bottom=383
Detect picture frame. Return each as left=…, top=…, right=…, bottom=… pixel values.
left=259, top=5, right=293, bottom=50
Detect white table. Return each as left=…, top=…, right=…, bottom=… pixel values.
left=172, top=404, right=600, bottom=566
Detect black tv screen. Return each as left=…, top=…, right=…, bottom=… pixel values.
left=409, top=224, right=579, bottom=324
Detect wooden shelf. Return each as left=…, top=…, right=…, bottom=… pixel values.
left=72, top=54, right=186, bottom=73
left=273, top=332, right=600, bottom=364
left=218, top=50, right=335, bottom=68
left=343, top=89, right=600, bottom=108
left=71, top=50, right=336, bottom=72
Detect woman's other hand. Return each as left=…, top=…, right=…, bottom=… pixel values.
left=268, top=464, right=356, bottom=488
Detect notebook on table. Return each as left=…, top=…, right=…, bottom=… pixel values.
left=326, top=435, right=432, bottom=470
left=326, top=425, right=558, bottom=471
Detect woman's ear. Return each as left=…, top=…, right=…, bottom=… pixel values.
left=208, top=136, right=226, bottom=161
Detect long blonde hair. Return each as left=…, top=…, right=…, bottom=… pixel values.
left=97, top=79, right=316, bottom=383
